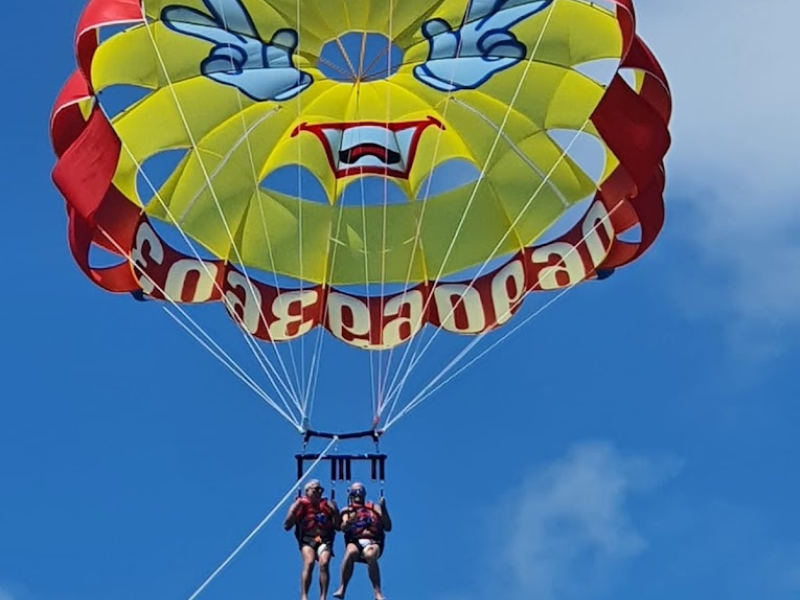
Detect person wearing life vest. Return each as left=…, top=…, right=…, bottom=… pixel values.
left=332, top=482, right=392, bottom=600
left=284, top=479, right=340, bottom=600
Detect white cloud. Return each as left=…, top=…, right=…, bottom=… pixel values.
left=634, top=0, right=800, bottom=335
left=482, top=441, right=681, bottom=600
left=757, top=544, right=800, bottom=596
left=636, top=499, right=800, bottom=600
left=0, top=587, right=16, bottom=600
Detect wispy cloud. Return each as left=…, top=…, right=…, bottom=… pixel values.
left=636, top=0, right=800, bottom=343
left=758, top=544, right=800, bottom=595
left=637, top=498, right=800, bottom=600
left=0, top=587, right=17, bottom=600
left=444, top=443, right=799, bottom=600
left=479, top=441, right=681, bottom=600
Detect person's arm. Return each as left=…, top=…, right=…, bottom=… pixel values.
left=340, top=507, right=355, bottom=533
left=283, top=499, right=302, bottom=531
left=329, top=499, right=342, bottom=529
left=378, top=497, right=392, bottom=532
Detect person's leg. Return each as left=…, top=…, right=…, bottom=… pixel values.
left=300, top=545, right=317, bottom=600
left=318, top=546, right=332, bottom=600
left=362, top=545, right=385, bottom=600
left=333, top=543, right=361, bottom=599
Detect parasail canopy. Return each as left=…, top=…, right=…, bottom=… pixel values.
left=51, top=0, right=671, bottom=351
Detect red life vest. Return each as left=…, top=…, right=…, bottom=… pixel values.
left=345, top=502, right=383, bottom=541
left=295, top=497, right=335, bottom=538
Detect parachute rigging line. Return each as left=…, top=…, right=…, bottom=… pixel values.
left=95, top=224, right=303, bottom=429
left=109, top=115, right=305, bottom=417
left=183, top=436, right=338, bottom=600
left=380, top=117, right=594, bottom=420
left=294, top=0, right=308, bottom=414
left=390, top=282, right=575, bottom=426
left=303, top=173, right=359, bottom=422
left=376, top=3, right=396, bottom=422
left=377, top=0, right=561, bottom=419
left=382, top=198, right=624, bottom=431
left=139, top=4, right=308, bottom=412
left=163, top=306, right=303, bottom=429
left=212, top=0, right=307, bottom=404
left=115, top=145, right=304, bottom=420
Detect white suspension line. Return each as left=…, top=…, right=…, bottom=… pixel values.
left=212, top=0, right=312, bottom=426
left=111, top=128, right=303, bottom=418
left=384, top=289, right=566, bottom=431
left=140, top=6, right=305, bottom=415
left=382, top=200, right=624, bottom=431
left=379, top=0, right=561, bottom=420
left=302, top=146, right=358, bottom=425
left=183, top=436, right=339, bottom=600
left=377, top=59, right=464, bottom=418
left=382, top=118, right=591, bottom=411
left=381, top=328, right=433, bottom=427
left=96, top=226, right=302, bottom=430
left=358, top=147, right=378, bottom=423
left=295, top=0, right=309, bottom=419
left=376, top=2, right=395, bottom=420
left=163, top=307, right=301, bottom=428
left=301, top=320, right=326, bottom=424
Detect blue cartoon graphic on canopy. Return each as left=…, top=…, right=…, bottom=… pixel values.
left=161, top=0, right=313, bottom=102
left=414, top=0, right=554, bottom=92
left=162, top=0, right=555, bottom=100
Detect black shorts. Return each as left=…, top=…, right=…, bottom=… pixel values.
left=299, top=534, right=335, bottom=557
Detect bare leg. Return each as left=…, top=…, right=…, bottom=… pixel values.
left=363, top=546, right=385, bottom=600
left=300, top=546, right=317, bottom=600
left=318, top=550, right=332, bottom=600
left=333, top=544, right=360, bottom=599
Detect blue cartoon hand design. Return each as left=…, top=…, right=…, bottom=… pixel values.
left=413, top=0, right=553, bottom=92
left=162, top=0, right=312, bottom=102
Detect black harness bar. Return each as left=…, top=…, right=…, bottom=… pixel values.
left=295, top=453, right=387, bottom=483
left=296, top=428, right=387, bottom=499
left=302, top=428, right=383, bottom=444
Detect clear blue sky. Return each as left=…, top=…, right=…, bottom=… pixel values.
left=2, top=2, right=800, bottom=600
